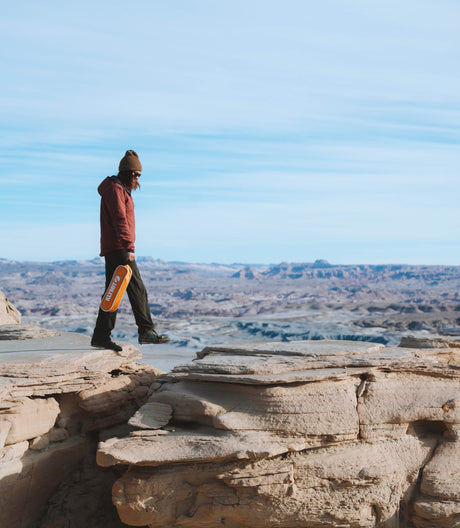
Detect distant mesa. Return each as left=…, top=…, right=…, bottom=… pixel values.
left=136, top=257, right=165, bottom=264
left=312, top=259, right=332, bottom=268
left=231, top=266, right=261, bottom=280
left=31, top=272, right=72, bottom=287
left=257, top=261, right=334, bottom=279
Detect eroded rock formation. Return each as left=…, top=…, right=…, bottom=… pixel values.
left=98, top=339, right=460, bottom=528
left=0, top=290, right=21, bottom=325
left=0, top=322, right=161, bottom=528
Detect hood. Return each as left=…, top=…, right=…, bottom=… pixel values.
left=98, top=176, right=127, bottom=197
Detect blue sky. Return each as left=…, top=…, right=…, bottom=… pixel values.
left=1, top=0, right=459, bottom=264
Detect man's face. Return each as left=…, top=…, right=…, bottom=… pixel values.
left=131, top=171, right=141, bottom=191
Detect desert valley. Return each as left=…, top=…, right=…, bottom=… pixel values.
left=1, top=259, right=459, bottom=528
left=1, top=258, right=459, bottom=370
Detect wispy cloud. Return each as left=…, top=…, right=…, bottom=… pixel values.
left=1, top=0, right=459, bottom=263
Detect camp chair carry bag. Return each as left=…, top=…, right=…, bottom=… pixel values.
left=100, top=264, right=132, bottom=312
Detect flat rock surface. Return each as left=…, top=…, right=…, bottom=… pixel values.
left=161, top=339, right=459, bottom=385
left=197, top=340, right=385, bottom=357
left=0, top=324, right=60, bottom=341
left=128, top=402, right=173, bottom=430
left=98, top=426, right=316, bottom=467
left=0, top=332, right=140, bottom=367
left=0, top=332, right=144, bottom=402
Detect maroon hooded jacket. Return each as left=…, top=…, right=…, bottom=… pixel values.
left=98, top=176, right=135, bottom=256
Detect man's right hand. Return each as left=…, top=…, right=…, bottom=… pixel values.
left=126, top=252, right=135, bottom=262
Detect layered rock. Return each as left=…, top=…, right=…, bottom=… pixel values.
left=98, top=338, right=460, bottom=528
left=0, top=325, right=161, bottom=528
left=0, top=290, right=21, bottom=325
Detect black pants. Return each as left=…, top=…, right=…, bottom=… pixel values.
left=92, top=250, right=155, bottom=342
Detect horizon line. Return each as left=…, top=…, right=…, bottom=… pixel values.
left=0, top=257, right=458, bottom=268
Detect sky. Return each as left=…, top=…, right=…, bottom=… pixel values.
left=1, top=0, right=459, bottom=265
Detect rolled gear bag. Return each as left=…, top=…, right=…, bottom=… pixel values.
left=100, top=265, right=132, bottom=312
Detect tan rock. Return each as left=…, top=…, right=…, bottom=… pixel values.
left=399, top=334, right=460, bottom=366
left=76, top=370, right=161, bottom=431
left=127, top=401, right=172, bottom=430
left=78, top=375, right=138, bottom=414
left=213, top=379, right=359, bottom=437
left=0, top=332, right=148, bottom=399
left=164, top=340, right=387, bottom=385
left=162, top=341, right=453, bottom=385
left=29, top=434, right=50, bottom=451
left=358, top=372, right=460, bottom=440
left=99, top=339, right=460, bottom=528
left=0, top=291, right=21, bottom=325
left=2, top=332, right=459, bottom=528
left=197, top=340, right=385, bottom=360
left=97, top=427, right=319, bottom=468
left=0, top=328, right=158, bottom=528
left=0, top=441, right=29, bottom=464
left=3, top=396, right=60, bottom=445
left=55, top=393, right=84, bottom=435
left=413, top=497, right=460, bottom=528
left=151, top=378, right=359, bottom=439
left=0, top=420, right=11, bottom=449
left=112, top=436, right=435, bottom=528
left=415, top=348, right=460, bottom=365
left=148, top=381, right=227, bottom=426
left=420, top=441, right=460, bottom=500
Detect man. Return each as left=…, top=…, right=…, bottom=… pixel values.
left=91, top=150, right=169, bottom=352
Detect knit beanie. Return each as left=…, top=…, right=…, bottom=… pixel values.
left=119, top=150, right=142, bottom=172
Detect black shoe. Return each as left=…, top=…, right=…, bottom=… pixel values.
left=91, top=339, right=123, bottom=352
left=138, top=329, right=170, bottom=344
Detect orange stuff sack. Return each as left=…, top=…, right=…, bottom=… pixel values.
left=100, top=265, right=132, bottom=312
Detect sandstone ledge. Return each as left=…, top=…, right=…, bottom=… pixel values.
left=0, top=291, right=21, bottom=325
left=98, top=338, right=460, bottom=528
left=0, top=329, right=161, bottom=528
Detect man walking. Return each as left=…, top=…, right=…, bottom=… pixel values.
left=91, top=150, right=169, bottom=352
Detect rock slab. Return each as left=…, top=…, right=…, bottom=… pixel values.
left=98, top=338, right=460, bottom=528
left=0, top=328, right=161, bottom=528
